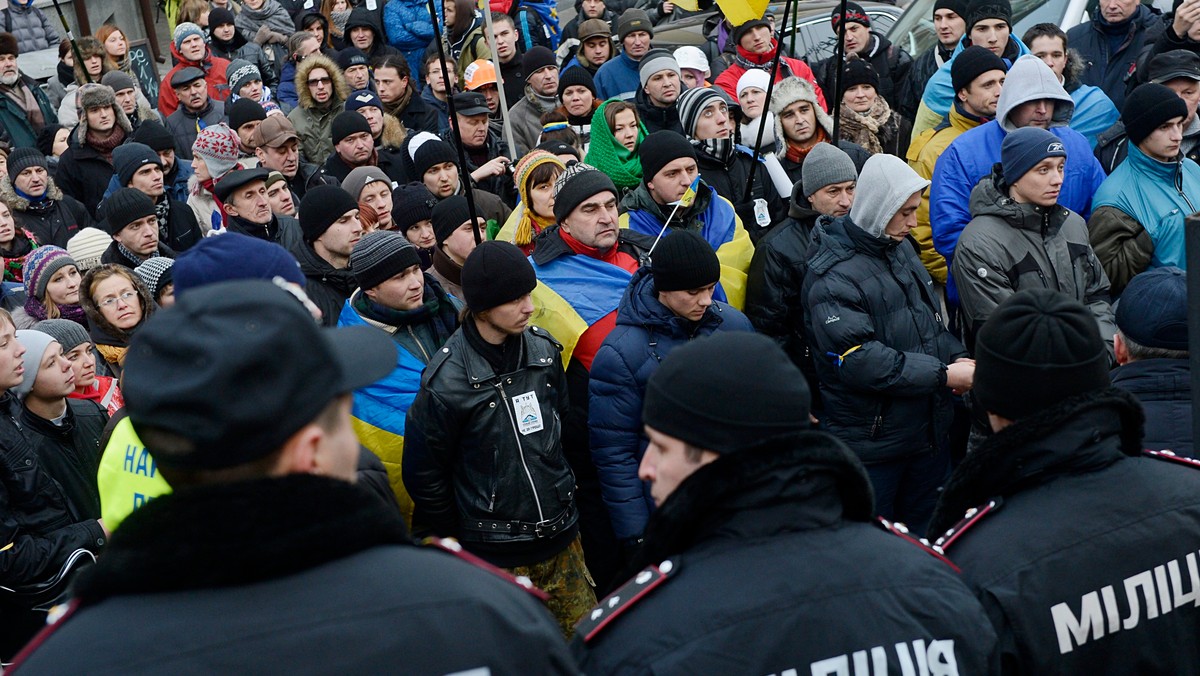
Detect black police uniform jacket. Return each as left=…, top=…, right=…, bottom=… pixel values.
left=929, top=388, right=1200, bottom=674
left=11, top=474, right=578, bottom=674
left=572, top=432, right=998, bottom=675
left=403, top=325, right=579, bottom=565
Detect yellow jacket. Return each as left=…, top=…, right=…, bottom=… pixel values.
left=907, top=104, right=984, bottom=285
left=97, top=416, right=172, bottom=531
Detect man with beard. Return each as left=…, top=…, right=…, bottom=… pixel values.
left=635, top=49, right=683, bottom=135
left=164, top=68, right=227, bottom=162
left=159, top=23, right=231, bottom=118
left=442, top=91, right=514, bottom=205
left=130, top=121, right=195, bottom=204
left=0, top=32, right=57, bottom=150
left=253, top=115, right=336, bottom=204
left=293, top=184, right=363, bottom=325
left=99, top=188, right=177, bottom=269
left=375, top=55, right=440, bottom=134
left=214, top=167, right=304, bottom=250
left=108, top=143, right=202, bottom=255
left=321, top=111, right=405, bottom=184
left=56, top=84, right=132, bottom=215
left=0, top=148, right=91, bottom=247
left=288, top=53, right=350, bottom=166
left=770, top=76, right=871, bottom=188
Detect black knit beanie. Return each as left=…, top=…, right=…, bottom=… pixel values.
left=1124, top=83, right=1188, bottom=146
left=299, top=185, right=359, bottom=242
left=553, top=161, right=617, bottom=223
left=113, top=143, right=162, bottom=187
left=228, top=97, right=267, bottom=132
left=952, top=45, right=1008, bottom=93
left=831, top=1, right=871, bottom=29
left=6, top=147, right=46, bottom=179
left=642, top=332, right=811, bottom=453
left=934, top=0, right=969, bottom=17
left=640, top=131, right=698, bottom=187
left=523, top=46, right=557, bottom=82
left=132, top=120, right=176, bottom=153
left=392, top=181, right=438, bottom=231
left=431, top=195, right=473, bottom=246
left=413, top=139, right=458, bottom=178
left=558, top=66, right=597, bottom=101
left=974, top=289, right=1111, bottom=421
left=965, top=0, right=1011, bottom=32
left=841, top=57, right=879, bottom=92
left=103, top=188, right=157, bottom=234
left=651, top=230, right=720, bottom=292
left=461, top=241, right=537, bottom=313
left=332, top=110, right=373, bottom=145
left=350, top=230, right=422, bottom=290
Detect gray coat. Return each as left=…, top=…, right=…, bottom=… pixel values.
left=953, top=169, right=1116, bottom=348
left=2, top=4, right=58, bottom=53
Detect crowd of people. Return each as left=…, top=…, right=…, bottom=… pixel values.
left=0, top=0, right=1197, bottom=671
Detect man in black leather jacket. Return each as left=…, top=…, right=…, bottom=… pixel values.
left=404, top=241, right=597, bottom=638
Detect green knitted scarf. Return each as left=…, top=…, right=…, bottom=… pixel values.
left=584, top=99, right=647, bottom=189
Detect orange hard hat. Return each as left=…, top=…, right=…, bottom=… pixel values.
left=463, top=59, right=498, bottom=90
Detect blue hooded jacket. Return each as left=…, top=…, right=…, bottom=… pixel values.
left=587, top=266, right=752, bottom=540
left=929, top=56, right=1108, bottom=305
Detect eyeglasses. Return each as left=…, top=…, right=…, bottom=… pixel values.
left=307, top=76, right=332, bottom=86
left=99, top=290, right=137, bottom=308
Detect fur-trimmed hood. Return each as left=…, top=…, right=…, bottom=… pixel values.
left=929, top=388, right=1145, bottom=535
left=0, top=174, right=64, bottom=210
left=381, top=111, right=406, bottom=149
left=295, top=53, right=350, bottom=111
left=630, top=431, right=875, bottom=572
left=770, top=76, right=833, bottom=158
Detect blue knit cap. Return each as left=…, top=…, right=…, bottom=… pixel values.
left=1000, top=126, right=1066, bottom=186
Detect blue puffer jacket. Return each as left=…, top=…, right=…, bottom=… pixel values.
left=930, top=55, right=1107, bottom=306
left=588, top=266, right=753, bottom=541
left=278, top=60, right=298, bottom=113
left=383, top=0, right=442, bottom=81
left=1068, top=82, right=1120, bottom=149
left=1067, top=5, right=1166, bottom=110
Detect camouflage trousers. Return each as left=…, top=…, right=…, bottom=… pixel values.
left=508, top=535, right=597, bottom=639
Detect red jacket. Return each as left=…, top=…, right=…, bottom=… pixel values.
left=158, top=43, right=231, bottom=117
left=714, top=40, right=827, bottom=112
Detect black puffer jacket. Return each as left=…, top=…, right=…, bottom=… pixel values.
left=803, top=216, right=966, bottom=464
left=403, top=325, right=578, bottom=565
left=897, top=44, right=950, bottom=120
left=11, top=475, right=576, bottom=674
left=635, top=87, right=683, bottom=136
left=290, top=241, right=358, bottom=327
left=931, top=388, right=1200, bottom=674
left=572, top=432, right=998, bottom=674
left=1067, top=5, right=1166, bottom=109
left=814, top=32, right=913, bottom=111
left=21, top=399, right=108, bottom=522
left=745, top=200, right=822, bottom=402
left=0, top=392, right=106, bottom=588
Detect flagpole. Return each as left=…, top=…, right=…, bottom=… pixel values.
left=428, top=0, right=484, bottom=245
left=50, top=0, right=91, bottom=84
left=831, top=0, right=849, bottom=143
left=479, top=4, right=517, bottom=159
left=741, top=0, right=793, bottom=206
left=647, top=177, right=700, bottom=257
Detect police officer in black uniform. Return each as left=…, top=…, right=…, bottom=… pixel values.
left=572, top=332, right=998, bottom=675
left=930, top=288, right=1200, bottom=673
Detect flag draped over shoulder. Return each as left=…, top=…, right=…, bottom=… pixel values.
left=529, top=253, right=634, bottom=365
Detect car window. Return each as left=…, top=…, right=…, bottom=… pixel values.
left=888, top=0, right=1081, bottom=58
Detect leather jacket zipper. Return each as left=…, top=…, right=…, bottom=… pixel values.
left=495, top=380, right=546, bottom=525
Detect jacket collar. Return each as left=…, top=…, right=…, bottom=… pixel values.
left=72, top=474, right=411, bottom=606
left=616, top=266, right=727, bottom=335
left=929, top=388, right=1144, bottom=534
left=969, top=168, right=1070, bottom=235
left=1124, top=141, right=1184, bottom=181
left=531, top=224, right=657, bottom=266
left=456, top=327, right=556, bottom=385
left=631, top=432, right=874, bottom=570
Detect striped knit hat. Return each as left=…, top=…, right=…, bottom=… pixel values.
left=134, top=257, right=176, bottom=303
left=677, top=86, right=727, bottom=138
left=23, top=246, right=76, bottom=301
left=350, top=230, right=422, bottom=290
left=67, top=228, right=110, bottom=272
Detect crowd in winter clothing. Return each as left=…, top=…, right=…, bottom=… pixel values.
left=0, top=0, right=1199, bottom=670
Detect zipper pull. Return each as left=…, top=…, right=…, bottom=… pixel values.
left=870, top=415, right=882, bottom=439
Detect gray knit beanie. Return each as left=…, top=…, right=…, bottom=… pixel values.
left=33, top=319, right=90, bottom=352
left=351, top=230, right=422, bottom=290
left=801, top=142, right=858, bottom=197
